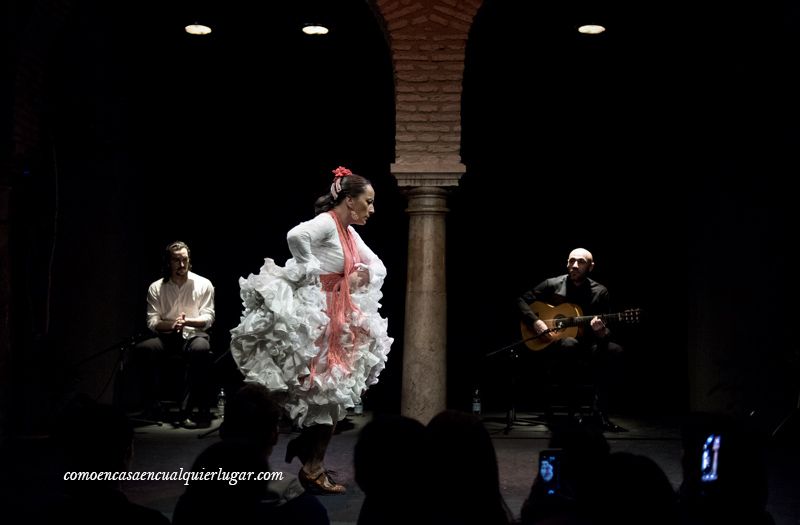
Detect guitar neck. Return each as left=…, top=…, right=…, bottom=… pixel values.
left=566, top=312, right=622, bottom=326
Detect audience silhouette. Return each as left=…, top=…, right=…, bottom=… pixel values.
left=353, top=413, right=431, bottom=525
left=677, top=412, right=775, bottom=525
left=45, top=396, right=170, bottom=525
left=520, top=419, right=610, bottom=524
left=587, top=451, right=679, bottom=525
left=173, top=382, right=329, bottom=524
left=427, top=409, right=513, bottom=525
left=27, top=392, right=786, bottom=525
left=172, top=439, right=276, bottom=524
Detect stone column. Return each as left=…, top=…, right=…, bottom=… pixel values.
left=372, top=0, right=479, bottom=422
left=394, top=162, right=463, bottom=424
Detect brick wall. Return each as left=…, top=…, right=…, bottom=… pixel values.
left=374, top=0, right=481, bottom=166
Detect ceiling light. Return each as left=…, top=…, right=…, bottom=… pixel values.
left=185, top=23, right=212, bottom=36
left=302, top=24, right=329, bottom=36
left=577, top=24, right=606, bottom=35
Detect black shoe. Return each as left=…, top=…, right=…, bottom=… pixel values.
left=179, top=417, right=211, bottom=429
left=567, top=412, right=584, bottom=426
left=599, top=414, right=627, bottom=433
left=176, top=406, right=212, bottom=429
left=333, top=416, right=355, bottom=434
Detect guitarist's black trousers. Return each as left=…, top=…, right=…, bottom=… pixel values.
left=541, top=336, right=623, bottom=417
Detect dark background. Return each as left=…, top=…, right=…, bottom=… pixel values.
left=5, top=0, right=800, bottom=432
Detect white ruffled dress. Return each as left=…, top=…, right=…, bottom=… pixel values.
left=230, top=212, right=393, bottom=427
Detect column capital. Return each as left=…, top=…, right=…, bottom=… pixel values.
left=391, top=157, right=465, bottom=188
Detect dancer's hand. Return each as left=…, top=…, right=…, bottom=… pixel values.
left=349, top=265, right=369, bottom=289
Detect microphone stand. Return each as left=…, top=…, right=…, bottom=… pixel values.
left=73, top=333, right=162, bottom=427
left=484, top=331, right=545, bottom=359
left=484, top=332, right=551, bottom=434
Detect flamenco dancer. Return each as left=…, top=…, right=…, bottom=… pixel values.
left=230, top=166, right=393, bottom=493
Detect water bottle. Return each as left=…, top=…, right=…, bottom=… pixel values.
left=354, top=398, right=364, bottom=416
left=216, top=387, right=226, bottom=418
left=472, top=388, right=482, bottom=416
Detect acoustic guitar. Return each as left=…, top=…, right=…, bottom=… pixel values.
left=520, top=301, right=641, bottom=351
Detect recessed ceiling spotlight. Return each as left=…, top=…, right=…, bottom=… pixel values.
left=302, top=23, right=329, bottom=36
left=577, top=24, right=606, bottom=35
left=185, top=23, right=212, bottom=35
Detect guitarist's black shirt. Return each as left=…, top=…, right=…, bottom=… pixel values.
left=518, top=274, right=611, bottom=342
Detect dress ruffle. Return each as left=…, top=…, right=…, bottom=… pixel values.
left=230, top=258, right=392, bottom=427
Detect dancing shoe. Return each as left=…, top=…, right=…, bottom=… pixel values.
left=298, top=468, right=346, bottom=495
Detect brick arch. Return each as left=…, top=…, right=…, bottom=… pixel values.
left=371, top=0, right=482, bottom=167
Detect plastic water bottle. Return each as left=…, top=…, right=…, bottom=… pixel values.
left=354, top=398, right=364, bottom=416
left=216, top=388, right=226, bottom=418
left=472, top=389, right=482, bottom=416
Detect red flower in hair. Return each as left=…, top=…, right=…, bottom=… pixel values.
left=332, top=166, right=352, bottom=178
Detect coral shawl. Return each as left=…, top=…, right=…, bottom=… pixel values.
left=311, top=211, right=362, bottom=377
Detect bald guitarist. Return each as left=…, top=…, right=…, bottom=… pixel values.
left=517, top=247, right=626, bottom=432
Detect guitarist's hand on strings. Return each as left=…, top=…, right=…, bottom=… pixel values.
left=590, top=316, right=609, bottom=337
left=533, top=320, right=553, bottom=340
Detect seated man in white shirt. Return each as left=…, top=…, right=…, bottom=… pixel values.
left=134, top=241, right=215, bottom=428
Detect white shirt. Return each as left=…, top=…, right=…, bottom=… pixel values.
left=286, top=212, right=382, bottom=275
left=146, top=271, right=215, bottom=337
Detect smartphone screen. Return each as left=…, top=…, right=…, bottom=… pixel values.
left=701, top=433, right=721, bottom=482
left=539, top=449, right=562, bottom=496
